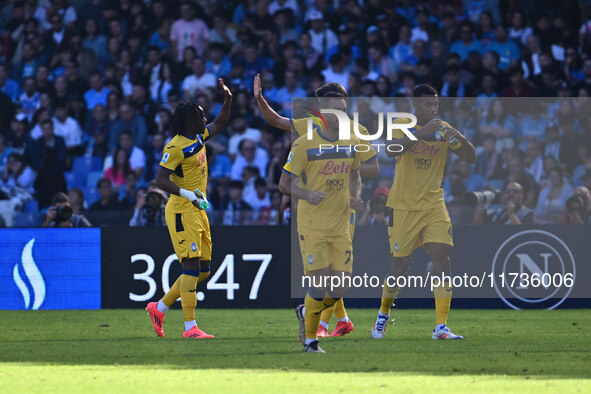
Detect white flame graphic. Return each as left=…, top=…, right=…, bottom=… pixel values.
left=12, top=238, right=46, bottom=310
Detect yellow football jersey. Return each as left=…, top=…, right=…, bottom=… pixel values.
left=387, top=118, right=460, bottom=211
left=159, top=128, right=210, bottom=213
left=283, top=130, right=363, bottom=236
left=290, top=117, right=377, bottom=162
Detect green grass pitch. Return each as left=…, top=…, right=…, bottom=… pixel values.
left=0, top=308, right=589, bottom=393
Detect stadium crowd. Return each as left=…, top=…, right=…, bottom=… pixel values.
left=0, top=0, right=590, bottom=226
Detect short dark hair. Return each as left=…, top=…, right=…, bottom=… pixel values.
left=254, top=177, right=266, bottom=188
left=119, top=130, right=133, bottom=139
left=97, top=178, right=111, bottom=188
left=41, top=119, right=53, bottom=127
left=413, top=84, right=438, bottom=97
left=51, top=192, right=69, bottom=205
left=315, top=82, right=348, bottom=98
left=229, top=180, right=244, bottom=190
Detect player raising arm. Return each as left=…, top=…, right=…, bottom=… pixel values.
left=278, top=95, right=371, bottom=352
left=255, top=73, right=378, bottom=337
left=145, top=78, right=232, bottom=339
left=372, top=85, right=476, bottom=341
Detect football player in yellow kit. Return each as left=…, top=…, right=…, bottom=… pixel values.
left=371, top=84, right=476, bottom=340
left=145, top=78, right=232, bottom=339
left=279, top=94, right=375, bottom=352
left=254, top=74, right=379, bottom=339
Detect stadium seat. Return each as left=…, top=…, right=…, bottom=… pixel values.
left=23, top=200, right=39, bottom=213
left=72, top=157, right=103, bottom=174
left=64, top=171, right=85, bottom=189
left=13, top=212, right=41, bottom=227
left=86, top=171, right=104, bottom=188
left=85, top=186, right=100, bottom=206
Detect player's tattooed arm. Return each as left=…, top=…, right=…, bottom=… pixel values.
left=445, top=127, right=477, bottom=163
left=254, top=73, right=291, bottom=131
left=207, top=78, right=233, bottom=137
left=279, top=171, right=326, bottom=205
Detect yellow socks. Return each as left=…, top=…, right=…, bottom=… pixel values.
left=319, top=305, right=334, bottom=324
left=433, top=281, right=452, bottom=325
left=304, top=293, right=338, bottom=339
left=162, top=276, right=181, bottom=307
left=319, top=298, right=347, bottom=325
left=380, top=279, right=400, bottom=315
left=179, top=272, right=199, bottom=322
left=198, top=269, right=210, bottom=285
left=333, top=298, right=347, bottom=320
left=161, top=267, right=210, bottom=309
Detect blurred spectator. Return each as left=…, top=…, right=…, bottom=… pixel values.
left=241, top=165, right=260, bottom=203
left=0, top=134, right=13, bottom=175
left=170, top=1, right=209, bottom=61
left=473, top=182, right=538, bottom=224
left=130, top=84, right=157, bottom=135
left=108, top=103, right=147, bottom=150
left=151, top=62, right=175, bottom=105
left=276, top=69, right=307, bottom=115
left=231, top=138, right=269, bottom=181
left=84, top=70, right=110, bottom=110
left=89, top=178, right=123, bottom=211
left=450, top=21, right=484, bottom=61
left=104, top=148, right=132, bottom=190
left=19, top=77, right=40, bottom=121
left=518, top=102, right=548, bottom=149
left=182, top=57, right=216, bottom=99
left=443, top=160, right=485, bottom=198
left=144, top=133, right=166, bottom=182
left=535, top=168, right=573, bottom=223
left=486, top=24, right=520, bottom=71
left=119, top=172, right=138, bottom=209
left=543, top=123, right=561, bottom=162
left=12, top=42, right=38, bottom=85
left=539, top=155, right=562, bottom=189
left=221, top=180, right=253, bottom=225
left=28, top=120, right=67, bottom=208
left=266, top=140, right=287, bottom=191
left=358, top=186, right=390, bottom=225
left=129, top=186, right=167, bottom=226
left=244, top=176, right=271, bottom=213
left=207, top=147, right=232, bottom=183
left=82, top=18, right=107, bottom=65
left=561, top=186, right=591, bottom=224
left=210, top=13, right=238, bottom=47
left=411, top=7, right=429, bottom=43
left=53, top=103, right=83, bottom=152
left=104, top=131, right=146, bottom=179
left=228, top=116, right=261, bottom=158
left=523, top=140, right=544, bottom=184
left=84, top=104, right=112, bottom=158
left=475, top=134, right=499, bottom=179
left=501, top=66, right=536, bottom=97
left=0, top=64, right=19, bottom=101
left=7, top=114, right=29, bottom=154
left=505, top=155, right=538, bottom=207
left=42, top=192, right=92, bottom=228
left=307, top=10, right=337, bottom=56
left=508, top=10, right=533, bottom=45
left=206, top=43, right=232, bottom=78
left=67, top=187, right=85, bottom=215
left=0, top=152, right=36, bottom=196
